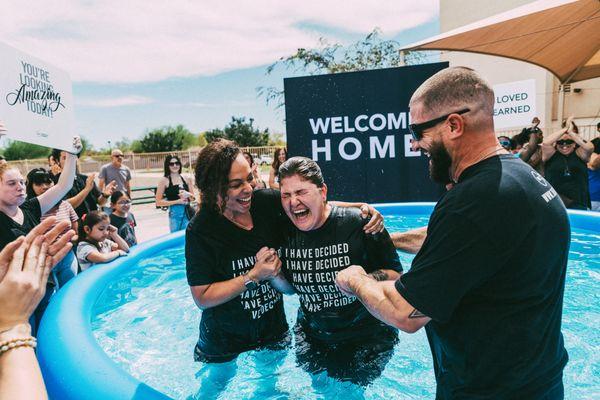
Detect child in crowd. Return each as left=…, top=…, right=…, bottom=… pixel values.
left=109, top=191, right=137, bottom=247
left=76, top=211, right=129, bottom=271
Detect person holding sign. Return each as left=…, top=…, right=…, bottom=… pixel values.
left=269, top=157, right=402, bottom=388
left=0, top=137, right=81, bottom=251
left=335, top=67, right=569, bottom=399
left=0, top=136, right=81, bottom=334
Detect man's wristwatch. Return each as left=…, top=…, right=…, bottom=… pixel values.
left=243, top=272, right=259, bottom=291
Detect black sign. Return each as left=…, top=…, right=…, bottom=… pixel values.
left=284, top=62, right=448, bottom=203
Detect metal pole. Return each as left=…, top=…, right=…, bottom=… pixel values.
left=557, top=84, right=565, bottom=126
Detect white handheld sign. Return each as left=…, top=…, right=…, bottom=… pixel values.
left=493, top=79, right=536, bottom=130
left=0, top=42, right=77, bottom=153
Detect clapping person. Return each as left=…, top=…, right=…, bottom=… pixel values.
left=50, top=149, right=116, bottom=220
left=25, top=168, right=79, bottom=287
left=0, top=138, right=80, bottom=334
left=542, top=117, right=594, bottom=209
left=155, top=155, right=196, bottom=232
left=519, top=118, right=544, bottom=173
left=0, top=217, right=75, bottom=400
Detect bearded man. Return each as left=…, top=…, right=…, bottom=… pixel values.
left=336, top=67, right=570, bottom=399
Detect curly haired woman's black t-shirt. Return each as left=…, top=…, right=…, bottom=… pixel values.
left=185, top=189, right=288, bottom=359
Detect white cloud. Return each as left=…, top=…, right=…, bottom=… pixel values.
left=0, top=0, right=438, bottom=83
left=76, top=95, right=154, bottom=108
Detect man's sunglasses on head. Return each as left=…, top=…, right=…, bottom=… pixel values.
left=409, top=108, right=470, bottom=141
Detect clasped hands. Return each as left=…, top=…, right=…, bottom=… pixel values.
left=249, top=247, right=281, bottom=282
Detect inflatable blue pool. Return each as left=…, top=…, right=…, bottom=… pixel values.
left=37, top=203, right=600, bottom=399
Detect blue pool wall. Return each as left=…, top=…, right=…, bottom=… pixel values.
left=36, top=203, right=600, bottom=400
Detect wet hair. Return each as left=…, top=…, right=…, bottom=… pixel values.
left=410, top=66, right=495, bottom=130
left=163, top=154, right=183, bottom=177
left=242, top=151, right=254, bottom=166
left=272, top=148, right=287, bottom=171
left=110, top=190, right=128, bottom=207
left=278, top=156, right=325, bottom=188
left=25, top=168, right=53, bottom=199
left=79, top=210, right=110, bottom=247
left=194, top=139, right=241, bottom=213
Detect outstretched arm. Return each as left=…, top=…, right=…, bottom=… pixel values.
left=336, top=265, right=430, bottom=333
left=390, top=226, right=427, bottom=254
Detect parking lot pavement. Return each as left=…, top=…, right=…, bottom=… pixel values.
left=132, top=203, right=171, bottom=243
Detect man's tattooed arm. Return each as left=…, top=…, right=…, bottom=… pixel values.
left=408, top=309, right=427, bottom=319
left=369, top=270, right=389, bottom=281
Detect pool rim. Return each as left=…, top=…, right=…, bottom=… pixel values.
left=36, top=203, right=600, bottom=400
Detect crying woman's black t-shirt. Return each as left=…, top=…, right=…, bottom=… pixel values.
left=185, top=189, right=288, bottom=356
left=281, top=206, right=402, bottom=341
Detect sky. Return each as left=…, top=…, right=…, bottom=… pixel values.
left=0, top=0, right=440, bottom=149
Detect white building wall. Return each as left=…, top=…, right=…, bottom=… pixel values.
left=439, top=0, right=599, bottom=139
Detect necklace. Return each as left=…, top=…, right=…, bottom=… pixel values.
left=225, top=212, right=253, bottom=230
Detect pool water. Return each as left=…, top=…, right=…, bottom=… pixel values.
left=91, top=215, right=600, bottom=399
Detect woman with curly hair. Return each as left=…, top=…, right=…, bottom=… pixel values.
left=268, top=147, right=287, bottom=189
left=186, top=139, right=288, bottom=397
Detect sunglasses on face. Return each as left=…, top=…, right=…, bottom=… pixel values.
left=499, top=140, right=511, bottom=147
left=113, top=155, right=124, bottom=158
left=556, top=140, right=574, bottom=146
left=169, top=162, right=181, bottom=166
left=409, top=108, right=470, bottom=141
left=117, top=200, right=131, bottom=205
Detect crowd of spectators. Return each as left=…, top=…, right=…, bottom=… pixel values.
left=503, top=118, right=599, bottom=211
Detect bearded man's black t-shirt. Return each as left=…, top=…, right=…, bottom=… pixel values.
left=0, top=198, right=41, bottom=251
left=185, top=189, right=288, bottom=356
left=395, top=155, right=569, bottom=399
left=281, top=206, right=402, bottom=341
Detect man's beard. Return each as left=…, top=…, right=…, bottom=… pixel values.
left=428, top=140, right=453, bottom=184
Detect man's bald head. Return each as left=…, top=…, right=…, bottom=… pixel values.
left=410, top=67, right=495, bottom=132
